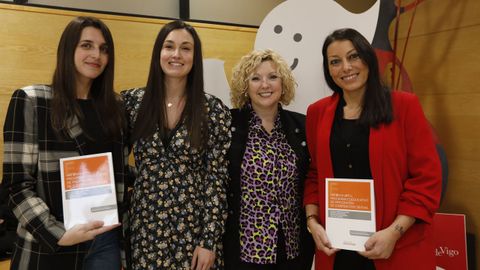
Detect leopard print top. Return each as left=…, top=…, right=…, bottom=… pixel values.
left=239, top=110, right=301, bottom=264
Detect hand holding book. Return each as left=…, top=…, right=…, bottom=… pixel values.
left=58, top=220, right=120, bottom=246
left=359, top=215, right=415, bottom=259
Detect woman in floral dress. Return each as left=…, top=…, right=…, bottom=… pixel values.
left=122, top=20, right=231, bottom=270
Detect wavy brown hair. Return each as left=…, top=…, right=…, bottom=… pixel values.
left=131, top=20, right=207, bottom=149
left=50, top=16, right=124, bottom=139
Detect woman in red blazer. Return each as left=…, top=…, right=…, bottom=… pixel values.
left=303, top=28, right=442, bottom=270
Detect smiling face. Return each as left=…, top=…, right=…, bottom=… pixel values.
left=326, top=40, right=369, bottom=95
left=160, top=29, right=194, bottom=81
left=74, top=26, right=108, bottom=87
left=247, top=60, right=283, bottom=113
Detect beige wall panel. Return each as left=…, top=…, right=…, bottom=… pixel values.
left=420, top=93, right=480, bottom=238
left=0, top=9, right=63, bottom=91
left=0, top=260, right=10, bottom=269
left=419, top=93, right=480, bottom=161
left=106, top=21, right=159, bottom=90
left=394, top=26, right=480, bottom=95
left=394, top=0, right=480, bottom=38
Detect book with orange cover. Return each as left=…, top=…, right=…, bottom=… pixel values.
left=325, top=178, right=376, bottom=251
left=60, top=152, right=118, bottom=230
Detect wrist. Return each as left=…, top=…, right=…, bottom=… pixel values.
left=306, top=214, right=319, bottom=233
left=306, top=214, right=318, bottom=221
left=390, top=224, right=405, bottom=241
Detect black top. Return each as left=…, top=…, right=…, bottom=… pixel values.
left=330, top=97, right=372, bottom=179
left=77, top=99, right=113, bottom=155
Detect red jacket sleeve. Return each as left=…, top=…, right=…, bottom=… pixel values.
left=396, top=94, right=442, bottom=224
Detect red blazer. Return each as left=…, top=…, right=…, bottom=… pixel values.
left=304, top=91, right=441, bottom=270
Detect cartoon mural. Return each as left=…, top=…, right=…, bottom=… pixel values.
left=254, top=0, right=380, bottom=113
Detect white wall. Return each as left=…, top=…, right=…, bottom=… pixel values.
left=5, top=0, right=283, bottom=26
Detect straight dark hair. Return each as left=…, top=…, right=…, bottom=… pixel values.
left=50, top=16, right=124, bottom=139
left=322, top=28, right=393, bottom=128
left=131, top=20, right=207, bottom=149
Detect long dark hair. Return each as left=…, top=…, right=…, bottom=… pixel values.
left=322, top=28, right=393, bottom=128
left=131, top=20, right=207, bottom=148
left=50, top=16, right=124, bottom=139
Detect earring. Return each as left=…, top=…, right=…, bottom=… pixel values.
left=244, top=92, right=248, bottom=98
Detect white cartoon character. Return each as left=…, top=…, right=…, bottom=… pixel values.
left=203, top=59, right=232, bottom=107
left=254, top=0, right=380, bottom=113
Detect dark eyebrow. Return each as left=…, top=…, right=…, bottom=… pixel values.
left=164, top=40, right=193, bottom=46
left=79, top=39, right=106, bottom=45
left=347, top=48, right=358, bottom=55
left=328, top=48, right=358, bottom=59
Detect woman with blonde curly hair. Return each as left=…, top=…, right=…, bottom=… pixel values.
left=223, top=49, right=314, bottom=270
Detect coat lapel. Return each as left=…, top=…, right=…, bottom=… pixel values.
left=321, top=95, right=339, bottom=177
left=66, top=115, right=88, bottom=155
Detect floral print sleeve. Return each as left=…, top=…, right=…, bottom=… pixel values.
left=199, top=94, right=232, bottom=252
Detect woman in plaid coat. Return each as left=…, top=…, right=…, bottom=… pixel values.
left=1, top=17, right=129, bottom=270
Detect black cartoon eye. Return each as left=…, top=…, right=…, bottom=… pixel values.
left=274, top=25, right=283, bottom=34
left=293, top=33, right=302, bottom=42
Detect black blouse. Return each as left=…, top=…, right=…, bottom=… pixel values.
left=330, top=96, right=372, bottom=180
left=77, top=99, right=113, bottom=155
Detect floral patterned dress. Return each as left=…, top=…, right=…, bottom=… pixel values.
left=122, top=88, right=231, bottom=269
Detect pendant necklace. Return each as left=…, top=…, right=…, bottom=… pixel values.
left=166, top=95, right=185, bottom=109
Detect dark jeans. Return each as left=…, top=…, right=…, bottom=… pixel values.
left=83, top=229, right=121, bottom=270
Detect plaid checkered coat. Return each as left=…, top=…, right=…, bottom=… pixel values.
left=1, top=85, right=130, bottom=270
